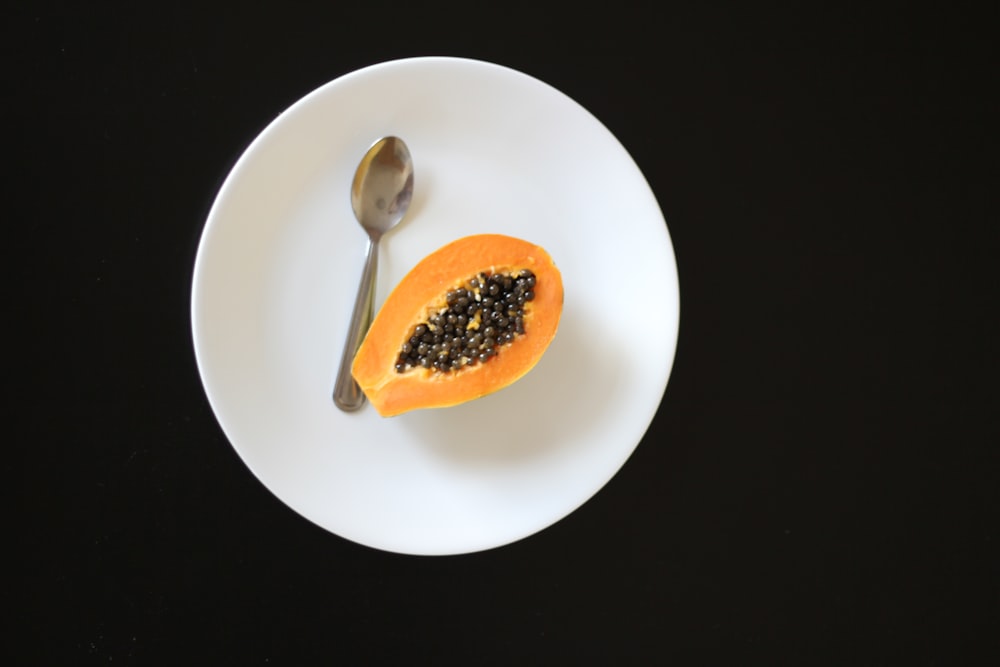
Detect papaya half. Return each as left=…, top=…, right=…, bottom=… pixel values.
left=352, top=234, right=563, bottom=417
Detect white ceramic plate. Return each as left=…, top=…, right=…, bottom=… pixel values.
left=191, top=57, right=679, bottom=555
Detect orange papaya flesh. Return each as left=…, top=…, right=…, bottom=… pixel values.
left=352, top=234, right=563, bottom=417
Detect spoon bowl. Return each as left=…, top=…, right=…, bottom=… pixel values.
left=333, top=136, right=414, bottom=411
left=351, top=137, right=414, bottom=234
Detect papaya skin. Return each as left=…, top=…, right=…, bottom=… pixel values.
left=351, top=234, right=563, bottom=417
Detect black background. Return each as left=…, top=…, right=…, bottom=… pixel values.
left=11, top=2, right=998, bottom=664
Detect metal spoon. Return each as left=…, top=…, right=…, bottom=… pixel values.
left=333, top=136, right=414, bottom=411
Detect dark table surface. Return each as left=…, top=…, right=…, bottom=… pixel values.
left=12, top=2, right=998, bottom=664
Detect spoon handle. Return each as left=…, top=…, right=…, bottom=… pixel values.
left=333, top=237, right=379, bottom=411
